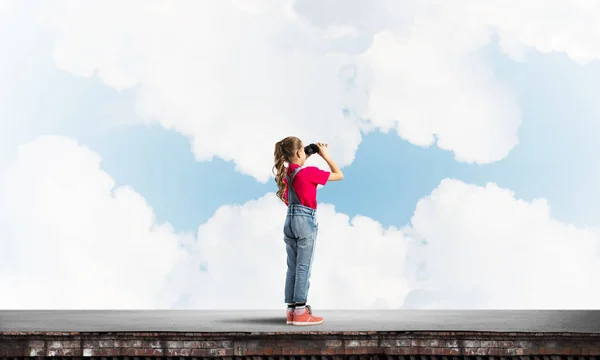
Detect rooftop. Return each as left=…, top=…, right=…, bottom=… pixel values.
left=1, top=310, right=600, bottom=333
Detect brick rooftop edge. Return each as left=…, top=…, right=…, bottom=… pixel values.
left=2, top=330, right=600, bottom=358
left=2, top=311, right=600, bottom=359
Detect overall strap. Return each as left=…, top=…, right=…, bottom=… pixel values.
left=286, top=167, right=303, bottom=205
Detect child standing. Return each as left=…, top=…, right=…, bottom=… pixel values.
left=273, top=136, right=344, bottom=325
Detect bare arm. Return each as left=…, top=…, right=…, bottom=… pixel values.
left=316, top=142, right=344, bottom=181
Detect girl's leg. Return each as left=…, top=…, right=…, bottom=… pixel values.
left=292, top=216, right=318, bottom=304
left=283, top=216, right=297, bottom=305
left=292, top=223, right=323, bottom=325
left=284, top=236, right=297, bottom=304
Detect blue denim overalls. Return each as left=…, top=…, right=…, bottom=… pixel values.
left=283, top=166, right=318, bottom=304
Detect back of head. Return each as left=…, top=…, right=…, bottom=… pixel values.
left=273, top=136, right=302, bottom=203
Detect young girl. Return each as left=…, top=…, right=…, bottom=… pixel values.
left=273, top=136, right=344, bottom=326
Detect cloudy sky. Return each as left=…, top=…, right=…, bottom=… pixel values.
left=1, top=0, right=600, bottom=310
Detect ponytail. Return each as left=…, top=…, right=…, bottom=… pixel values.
left=273, top=137, right=302, bottom=203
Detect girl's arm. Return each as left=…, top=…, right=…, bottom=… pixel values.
left=316, top=142, right=343, bottom=181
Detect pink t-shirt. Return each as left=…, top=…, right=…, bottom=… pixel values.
left=283, top=163, right=330, bottom=209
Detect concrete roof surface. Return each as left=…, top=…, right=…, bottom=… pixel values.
left=1, top=310, right=599, bottom=333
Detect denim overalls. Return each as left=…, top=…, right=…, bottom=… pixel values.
left=283, top=166, right=318, bottom=304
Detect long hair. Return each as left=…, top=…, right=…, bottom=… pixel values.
left=273, top=136, right=302, bottom=203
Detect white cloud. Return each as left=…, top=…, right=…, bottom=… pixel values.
left=42, top=0, right=364, bottom=183
left=0, top=135, right=409, bottom=309
left=1, top=136, right=599, bottom=309
left=167, top=198, right=409, bottom=309
left=35, top=0, right=600, bottom=180
left=0, top=135, right=189, bottom=309
left=403, top=178, right=600, bottom=309
left=358, top=29, right=520, bottom=163
left=487, top=0, right=600, bottom=64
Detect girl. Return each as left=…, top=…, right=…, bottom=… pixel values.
left=273, top=136, right=344, bottom=326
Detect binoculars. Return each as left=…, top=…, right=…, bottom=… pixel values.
left=304, top=143, right=319, bottom=155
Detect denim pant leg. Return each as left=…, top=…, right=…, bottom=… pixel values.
left=292, top=215, right=317, bottom=304
left=283, top=216, right=296, bottom=304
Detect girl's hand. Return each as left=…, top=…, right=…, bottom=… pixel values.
left=316, top=142, right=330, bottom=159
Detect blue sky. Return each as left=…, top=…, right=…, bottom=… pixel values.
left=3, top=31, right=599, bottom=232
left=74, top=44, right=600, bottom=233
left=2, top=1, right=600, bottom=310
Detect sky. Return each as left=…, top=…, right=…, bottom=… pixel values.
left=1, top=0, right=600, bottom=310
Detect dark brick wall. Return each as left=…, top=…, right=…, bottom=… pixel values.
left=2, top=331, right=600, bottom=358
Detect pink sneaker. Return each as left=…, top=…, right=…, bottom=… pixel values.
left=292, top=305, right=323, bottom=326
left=286, top=308, right=294, bottom=324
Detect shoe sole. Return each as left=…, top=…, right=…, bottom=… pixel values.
left=292, top=320, right=324, bottom=325
left=286, top=321, right=292, bottom=325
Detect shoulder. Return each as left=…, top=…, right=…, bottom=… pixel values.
left=301, top=166, right=324, bottom=174
left=301, top=166, right=330, bottom=185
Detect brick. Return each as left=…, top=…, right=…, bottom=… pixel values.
left=325, top=340, right=343, bottom=347
left=147, top=339, right=161, bottom=348
left=184, top=340, right=199, bottom=348
left=165, top=340, right=183, bottom=348
left=381, top=339, right=411, bottom=347
left=153, top=348, right=164, bottom=356
left=28, top=340, right=44, bottom=348
left=420, top=347, right=433, bottom=355
left=481, top=341, right=498, bottom=347
left=346, top=339, right=378, bottom=347
left=192, top=348, right=209, bottom=356
left=463, top=340, right=481, bottom=348
left=131, top=339, right=145, bottom=347
left=427, top=340, right=442, bottom=347
left=29, top=347, right=45, bottom=356
left=463, top=348, right=480, bottom=356
left=5, top=348, right=24, bottom=357
left=445, top=340, right=459, bottom=347
left=215, top=340, right=234, bottom=348
left=166, top=348, right=191, bottom=356
left=110, top=339, right=127, bottom=348
left=61, top=348, right=83, bottom=356
left=406, top=346, right=418, bottom=355
left=48, top=340, right=63, bottom=349
left=498, top=348, right=518, bottom=356
left=396, top=347, right=411, bottom=355
left=98, top=340, right=114, bottom=347
left=353, top=347, right=371, bottom=354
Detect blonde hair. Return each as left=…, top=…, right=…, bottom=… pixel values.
left=273, top=136, right=303, bottom=203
